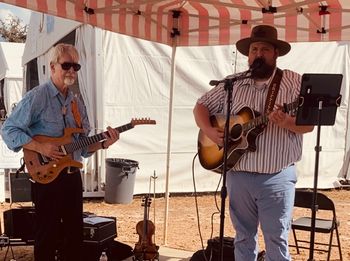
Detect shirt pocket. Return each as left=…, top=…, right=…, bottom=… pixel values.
left=40, top=108, right=65, bottom=137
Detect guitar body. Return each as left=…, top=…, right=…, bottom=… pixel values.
left=198, top=107, right=264, bottom=173
left=23, top=128, right=84, bottom=184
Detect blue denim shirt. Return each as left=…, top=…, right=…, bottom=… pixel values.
left=1, top=79, right=92, bottom=161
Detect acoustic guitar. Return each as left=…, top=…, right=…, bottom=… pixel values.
left=197, top=101, right=298, bottom=173
left=24, top=118, right=156, bottom=184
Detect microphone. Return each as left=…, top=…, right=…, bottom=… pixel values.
left=249, top=57, right=264, bottom=72
left=209, top=79, right=222, bottom=86
left=209, top=58, right=264, bottom=86
left=209, top=70, right=252, bottom=86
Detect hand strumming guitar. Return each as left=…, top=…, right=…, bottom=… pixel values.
left=269, top=104, right=313, bottom=134
left=23, top=139, right=65, bottom=161
left=204, top=126, right=224, bottom=147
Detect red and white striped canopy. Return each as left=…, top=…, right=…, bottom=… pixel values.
left=1, top=0, right=350, bottom=46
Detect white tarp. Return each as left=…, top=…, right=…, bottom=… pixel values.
left=0, top=42, right=25, bottom=202
left=22, top=13, right=350, bottom=194
left=0, top=42, right=25, bottom=158
left=102, top=34, right=350, bottom=192
left=0, top=42, right=24, bottom=112
left=22, top=14, right=80, bottom=66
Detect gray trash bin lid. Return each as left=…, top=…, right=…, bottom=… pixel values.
left=106, top=158, right=139, bottom=169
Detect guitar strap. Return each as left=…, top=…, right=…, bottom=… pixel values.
left=264, top=68, right=283, bottom=114
left=71, top=96, right=82, bottom=128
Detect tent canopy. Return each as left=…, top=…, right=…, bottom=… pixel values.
left=1, top=0, right=350, bottom=46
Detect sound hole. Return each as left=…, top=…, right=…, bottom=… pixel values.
left=230, top=124, right=242, bottom=140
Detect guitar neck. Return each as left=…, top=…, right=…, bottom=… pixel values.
left=243, top=115, right=268, bottom=132
left=243, top=100, right=298, bottom=131
left=64, top=123, right=134, bottom=154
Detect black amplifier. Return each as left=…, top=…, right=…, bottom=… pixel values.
left=3, top=207, right=36, bottom=242
left=83, top=215, right=117, bottom=244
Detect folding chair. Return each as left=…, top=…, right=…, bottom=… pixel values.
left=290, top=190, right=343, bottom=261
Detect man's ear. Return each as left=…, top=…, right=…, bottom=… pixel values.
left=50, top=62, right=55, bottom=72
left=274, top=48, right=280, bottom=58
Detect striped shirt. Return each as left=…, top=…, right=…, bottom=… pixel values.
left=197, top=69, right=303, bottom=174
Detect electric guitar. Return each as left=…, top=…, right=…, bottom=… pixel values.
left=197, top=101, right=298, bottom=173
left=24, top=118, right=156, bottom=184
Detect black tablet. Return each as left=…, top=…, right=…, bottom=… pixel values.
left=296, top=73, right=343, bottom=126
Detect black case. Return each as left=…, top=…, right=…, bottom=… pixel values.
left=83, top=215, right=117, bottom=244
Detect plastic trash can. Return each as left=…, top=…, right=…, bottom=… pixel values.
left=104, top=158, right=139, bottom=204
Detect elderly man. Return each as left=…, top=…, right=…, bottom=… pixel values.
left=2, top=43, right=119, bottom=261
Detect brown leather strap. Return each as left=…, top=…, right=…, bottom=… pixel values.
left=264, top=68, right=283, bottom=114
left=71, top=97, right=82, bottom=128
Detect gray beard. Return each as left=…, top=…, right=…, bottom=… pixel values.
left=64, top=77, right=75, bottom=86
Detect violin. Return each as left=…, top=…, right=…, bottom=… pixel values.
left=133, top=196, right=159, bottom=261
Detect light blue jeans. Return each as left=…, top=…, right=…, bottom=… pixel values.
left=226, top=165, right=297, bottom=261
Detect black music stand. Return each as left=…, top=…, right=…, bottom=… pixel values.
left=296, top=73, right=343, bottom=261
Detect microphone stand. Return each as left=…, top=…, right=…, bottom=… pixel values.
left=217, top=73, right=251, bottom=261
left=218, top=77, right=233, bottom=261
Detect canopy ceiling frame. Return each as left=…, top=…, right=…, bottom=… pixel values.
left=1, top=0, right=350, bottom=245
left=1, top=0, right=350, bottom=45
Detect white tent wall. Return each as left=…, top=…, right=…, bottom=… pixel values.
left=0, top=42, right=25, bottom=202
left=102, top=34, right=350, bottom=192
left=101, top=32, right=240, bottom=194
left=0, top=42, right=25, bottom=113
left=22, top=14, right=80, bottom=67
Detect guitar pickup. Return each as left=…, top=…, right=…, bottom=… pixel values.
left=39, top=154, right=50, bottom=165
left=59, top=145, right=67, bottom=155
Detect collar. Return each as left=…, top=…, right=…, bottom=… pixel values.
left=254, top=67, right=277, bottom=87
left=48, top=78, right=74, bottom=103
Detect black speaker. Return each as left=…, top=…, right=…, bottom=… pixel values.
left=9, top=172, right=32, bottom=203
left=3, top=207, right=36, bottom=242
left=190, top=237, right=235, bottom=261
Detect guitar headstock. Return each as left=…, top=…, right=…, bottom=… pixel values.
left=131, top=118, right=156, bottom=126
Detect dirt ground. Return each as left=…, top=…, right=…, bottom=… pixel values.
left=0, top=189, right=349, bottom=260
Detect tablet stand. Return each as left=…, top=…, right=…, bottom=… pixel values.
left=296, top=73, right=342, bottom=261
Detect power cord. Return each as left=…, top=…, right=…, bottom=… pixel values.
left=191, top=153, right=223, bottom=261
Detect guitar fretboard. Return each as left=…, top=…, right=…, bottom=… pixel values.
left=63, top=123, right=134, bottom=154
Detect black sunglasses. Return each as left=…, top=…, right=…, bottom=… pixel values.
left=59, top=62, right=81, bottom=71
